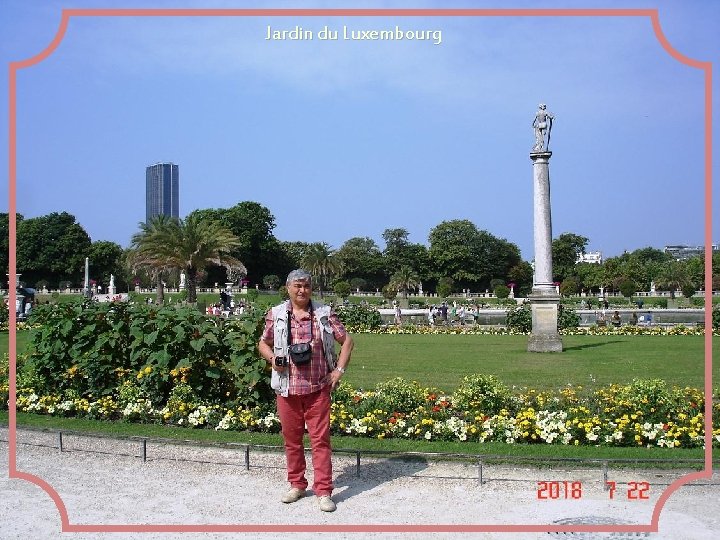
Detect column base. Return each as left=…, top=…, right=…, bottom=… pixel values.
left=527, top=292, right=563, bottom=353
left=527, top=332, right=563, bottom=353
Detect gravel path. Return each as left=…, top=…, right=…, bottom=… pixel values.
left=1, top=427, right=718, bottom=539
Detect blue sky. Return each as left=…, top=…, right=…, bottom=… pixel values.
left=1, top=0, right=718, bottom=262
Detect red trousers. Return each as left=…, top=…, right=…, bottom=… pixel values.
left=276, top=386, right=333, bottom=496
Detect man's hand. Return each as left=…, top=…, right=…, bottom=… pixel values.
left=327, top=369, right=343, bottom=391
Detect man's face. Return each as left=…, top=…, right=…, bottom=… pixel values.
left=287, top=279, right=312, bottom=308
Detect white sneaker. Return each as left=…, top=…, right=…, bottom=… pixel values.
left=318, top=495, right=336, bottom=512
left=281, top=488, right=306, bottom=504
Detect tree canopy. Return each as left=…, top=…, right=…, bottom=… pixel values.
left=16, top=212, right=91, bottom=287
left=428, top=220, right=521, bottom=290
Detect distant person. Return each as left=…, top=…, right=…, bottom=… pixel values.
left=439, top=302, right=448, bottom=323
left=394, top=303, right=402, bottom=326
left=611, top=311, right=621, bottom=327
left=630, top=312, right=639, bottom=325
left=428, top=305, right=436, bottom=326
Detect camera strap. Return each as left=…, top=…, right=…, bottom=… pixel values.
left=287, top=301, right=313, bottom=346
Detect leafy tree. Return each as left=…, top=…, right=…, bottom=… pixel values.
left=88, top=240, right=125, bottom=291
left=277, top=240, right=312, bottom=281
left=382, top=227, right=431, bottom=284
left=301, top=242, right=339, bottom=298
left=189, top=201, right=278, bottom=285
left=349, top=277, right=368, bottom=292
left=436, top=276, right=454, bottom=298
left=619, top=279, right=638, bottom=298
left=130, top=214, right=245, bottom=303
left=684, top=256, right=704, bottom=290
left=335, top=237, right=385, bottom=289
left=681, top=283, right=696, bottom=299
left=508, top=262, right=534, bottom=296
left=16, top=212, right=91, bottom=287
left=263, top=274, right=280, bottom=290
left=428, top=220, right=520, bottom=290
left=388, top=266, right=421, bottom=299
left=551, top=233, right=588, bottom=282
left=559, top=277, right=579, bottom=297
left=382, top=228, right=411, bottom=273
left=630, top=247, right=672, bottom=265
left=574, top=262, right=604, bottom=294
left=655, top=259, right=690, bottom=299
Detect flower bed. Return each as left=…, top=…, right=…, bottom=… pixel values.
left=4, top=375, right=718, bottom=449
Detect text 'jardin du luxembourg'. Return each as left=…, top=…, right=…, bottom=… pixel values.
left=266, top=25, right=443, bottom=45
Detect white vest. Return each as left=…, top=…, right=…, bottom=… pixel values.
left=270, top=301, right=337, bottom=397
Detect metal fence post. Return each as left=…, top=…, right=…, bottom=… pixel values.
left=602, top=461, right=608, bottom=489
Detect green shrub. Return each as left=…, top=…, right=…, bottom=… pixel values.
left=505, top=304, right=531, bottom=332
left=333, top=281, right=352, bottom=299
left=25, top=302, right=271, bottom=408
left=246, top=288, right=260, bottom=302
left=558, top=306, right=581, bottom=329
left=335, top=303, right=382, bottom=329
left=494, top=284, right=510, bottom=299
left=713, top=304, right=720, bottom=329
left=373, top=377, right=427, bottom=414
left=681, top=284, right=696, bottom=299
left=452, top=374, right=514, bottom=415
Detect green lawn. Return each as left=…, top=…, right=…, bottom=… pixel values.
left=345, top=333, right=716, bottom=393
left=3, top=331, right=717, bottom=393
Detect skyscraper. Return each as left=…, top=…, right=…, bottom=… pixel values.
left=145, top=162, right=179, bottom=223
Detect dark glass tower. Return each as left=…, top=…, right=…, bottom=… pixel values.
left=145, top=163, right=179, bottom=223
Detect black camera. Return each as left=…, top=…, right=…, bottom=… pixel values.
left=274, top=356, right=288, bottom=367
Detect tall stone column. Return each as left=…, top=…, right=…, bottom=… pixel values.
left=528, top=104, right=562, bottom=352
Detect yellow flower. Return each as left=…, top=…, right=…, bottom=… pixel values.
left=144, top=366, right=152, bottom=374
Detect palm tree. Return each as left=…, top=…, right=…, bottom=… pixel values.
left=301, top=242, right=340, bottom=298
left=389, top=266, right=421, bottom=299
left=130, top=214, right=245, bottom=303
left=127, top=215, right=175, bottom=304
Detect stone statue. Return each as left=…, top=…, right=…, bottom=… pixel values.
left=109, top=274, right=115, bottom=288
left=180, top=272, right=186, bottom=289
left=532, top=103, right=554, bottom=152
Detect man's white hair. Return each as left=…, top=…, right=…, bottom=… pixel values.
left=286, top=269, right=312, bottom=285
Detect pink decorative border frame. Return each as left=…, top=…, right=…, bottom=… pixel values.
left=6, top=7, right=713, bottom=534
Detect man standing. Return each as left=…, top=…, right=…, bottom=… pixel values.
left=258, top=269, right=354, bottom=512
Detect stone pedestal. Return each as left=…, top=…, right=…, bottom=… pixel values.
left=527, top=292, right=563, bottom=352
